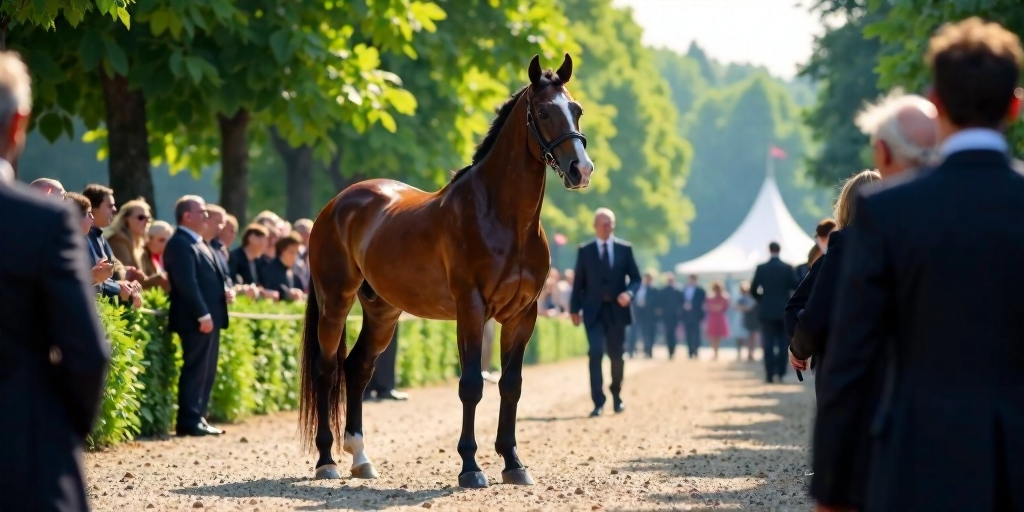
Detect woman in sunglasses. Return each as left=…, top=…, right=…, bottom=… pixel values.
left=106, top=198, right=168, bottom=291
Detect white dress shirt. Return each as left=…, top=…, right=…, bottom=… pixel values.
left=0, top=157, right=12, bottom=183
left=939, top=128, right=1008, bottom=157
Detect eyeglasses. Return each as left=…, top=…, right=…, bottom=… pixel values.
left=136, top=214, right=151, bottom=222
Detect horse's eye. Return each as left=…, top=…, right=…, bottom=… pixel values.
left=538, top=109, right=550, bottom=120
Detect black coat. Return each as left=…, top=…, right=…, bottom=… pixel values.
left=569, top=238, right=642, bottom=327
left=751, top=256, right=798, bottom=321
left=0, top=181, right=110, bottom=512
left=813, top=150, right=1024, bottom=511
left=163, top=229, right=230, bottom=334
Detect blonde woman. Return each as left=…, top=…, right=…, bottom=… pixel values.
left=789, top=169, right=881, bottom=393
left=141, top=221, right=173, bottom=292
left=106, top=198, right=167, bottom=290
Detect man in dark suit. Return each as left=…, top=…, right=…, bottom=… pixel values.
left=750, top=242, right=797, bottom=383
left=652, top=273, right=684, bottom=359
left=0, top=50, right=111, bottom=512
left=679, top=274, right=706, bottom=359
left=813, top=18, right=1024, bottom=512
left=630, top=272, right=656, bottom=358
left=570, top=207, right=642, bottom=417
left=163, top=195, right=233, bottom=437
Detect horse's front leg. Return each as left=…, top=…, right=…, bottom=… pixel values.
left=454, top=296, right=488, bottom=488
left=494, top=303, right=536, bottom=485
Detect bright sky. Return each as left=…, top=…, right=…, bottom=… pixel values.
left=611, top=0, right=826, bottom=79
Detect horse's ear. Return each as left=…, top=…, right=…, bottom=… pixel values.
left=556, top=53, right=573, bottom=84
left=528, top=54, right=542, bottom=85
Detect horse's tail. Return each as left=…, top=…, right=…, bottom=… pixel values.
left=298, top=282, right=346, bottom=452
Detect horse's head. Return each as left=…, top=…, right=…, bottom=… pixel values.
left=526, top=54, right=594, bottom=190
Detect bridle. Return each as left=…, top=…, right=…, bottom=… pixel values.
left=525, top=86, right=587, bottom=178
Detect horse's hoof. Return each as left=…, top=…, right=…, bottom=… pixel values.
left=351, top=462, right=379, bottom=479
left=314, top=464, right=342, bottom=480
left=458, top=471, right=489, bottom=489
left=501, top=468, right=535, bottom=485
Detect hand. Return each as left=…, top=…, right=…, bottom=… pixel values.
left=131, top=289, right=142, bottom=309
left=199, top=317, right=214, bottom=333
left=616, top=292, right=631, bottom=307
left=91, top=260, right=114, bottom=284
left=288, top=288, right=305, bottom=301
left=225, top=288, right=236, bottom=304
left=570, top=313, right=581, bottom=326
left=118, top=282, right=133, bottom=301
left=262, top=289, right=281, bottom=301
left=244, top=285, right=259, bottom=299
left=124, top=266, right=146, bottom=282
left=790, top=349, right=808, bottom=371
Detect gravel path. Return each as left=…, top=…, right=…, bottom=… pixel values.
left=84, top=347, right=816, bottom=511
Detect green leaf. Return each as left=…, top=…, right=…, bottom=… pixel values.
left=269, top=29, right=291, bottom=63
left=80, top=30, right=105, bottom=72
left=104, top=40, right=130, bottom=76
left=26, top=53, right=66, bottom=84
left=150, top=9, right=170, bottom=36
left=61, top=114, right=74, bottom=139
left=383, top=88, right=418, bottom=115
left=184, top=56, right=204, bottom=84
left=168, top=11, right=184, bottom=39
left=378, top=110, right=397, bottom=133
left=116, top=6, right=130, bottom=29
left=96, top=0, right=116, bottom=15
left=37, top=112, right=63, bottom=143
left=169, top=50, right=184, bottom=77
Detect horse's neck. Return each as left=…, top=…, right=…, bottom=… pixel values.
left=472, top=97, right=547, bottom=228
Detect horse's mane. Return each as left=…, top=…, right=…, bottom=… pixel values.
left=450, top=70, right=563, bottom=182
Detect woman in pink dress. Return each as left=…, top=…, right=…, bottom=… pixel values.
left=704, top=281, right=730, bottom=360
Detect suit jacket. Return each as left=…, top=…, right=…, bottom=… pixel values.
left=632, top=284, right=656, bottom=322
left=85, top=230, right=122, bottom=300
left=680, top=285, right=706, bottom=324
left=569, top=238, right=642, bottom=327
left=0, top=181, right=110, bottom=512
left=785, top=255, right=823, bottom=339
left=261, top=258, right=299, bottom=300
left=86, top=226, right=126, bottom=281
left=791, top=230, right=846, bottom=362
left=750, top=256, right=798, bottom=321
left=208, top=238, right=233, bottom=287
left=812, top=150, right=1024, bottom=511
left=652, top=285, right=684, bottom=323
left=228, top=246, right=264, bottom=286
left=163, top=228, right=230, bottom=334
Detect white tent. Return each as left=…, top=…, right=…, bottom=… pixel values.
left=675, top=171, right=816, bottom=277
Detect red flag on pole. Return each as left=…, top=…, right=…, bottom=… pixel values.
left=554, top=233, right=568, bottom=246
left=769, top=145, right=787, bottom=159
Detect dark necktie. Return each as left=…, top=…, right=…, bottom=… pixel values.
left=600, top=241, right=612, bottom=301
left=601, top=241, right=610, bottom=269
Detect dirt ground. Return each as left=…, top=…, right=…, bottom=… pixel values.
left=84, top=347, right=817, bottom=512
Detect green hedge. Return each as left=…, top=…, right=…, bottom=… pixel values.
left=87, top=290, right=587, bottom=449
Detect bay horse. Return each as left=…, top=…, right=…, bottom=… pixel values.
left=298, top=53, right=594, bottom=489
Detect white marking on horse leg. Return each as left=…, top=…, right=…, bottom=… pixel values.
left=343, top=432, right=372, bottom=468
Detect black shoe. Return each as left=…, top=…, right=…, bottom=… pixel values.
left=766, top=375, right=774, bottom=384
left=613, top=400, right=626, bottom=414
left=176, top=422, right=219, bottom=437
left=377, top=389, right=408, bottom=401
left=589, top=405, right=603, bottom=417
left=201, top=418, right=224, bottom=435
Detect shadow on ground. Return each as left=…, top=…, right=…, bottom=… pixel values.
left=170, top=476, right=459, bottom=510
left=610, top=360, right=815, bottom=512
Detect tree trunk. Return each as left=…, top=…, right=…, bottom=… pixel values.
left=322, top=144, right=366, bottom=191
left=101, top=72, right=155, bottom=213
left=269, top=127, right=314, bottom=222
left=218, top=109, right=250, bottom=222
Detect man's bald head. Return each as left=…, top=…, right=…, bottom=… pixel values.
left=855, top=90, right=940, bottom=178
left=29, top=178, right=65, bottom=199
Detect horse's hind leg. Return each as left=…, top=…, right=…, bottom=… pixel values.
left=343, top=294, right=402, bottom=479
left=312, top=288, right=357, bottom=480
left=494, top=303, right=537, bottom=485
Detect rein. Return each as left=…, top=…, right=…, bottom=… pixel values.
left=525, top=86, right=587, bottom=177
